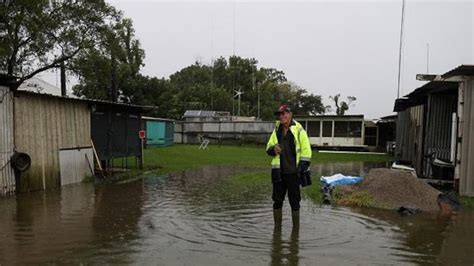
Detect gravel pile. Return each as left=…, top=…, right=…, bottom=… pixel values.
left=358, top=168, right=441, bottom=212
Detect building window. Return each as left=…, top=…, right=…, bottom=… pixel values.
left=322, top=121, right=332, bottom=137
left=364, top=126, right=377, bottom=146
left=301, top=121, right=307, bottom=130
left=307, top=121, right=320, bottom=137
left=348, top=121, right=362, bottom=137
left=334, top=121, right=362, bottom=138
left=334, top=121, right=348, bottom=137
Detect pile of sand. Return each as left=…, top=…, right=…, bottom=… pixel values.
left=339, top=168, right=441, bottom=212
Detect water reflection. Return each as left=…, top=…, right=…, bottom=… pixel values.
left=271, top=222, right=300, bottom=266
left=0, top=162, right=473, bottom=265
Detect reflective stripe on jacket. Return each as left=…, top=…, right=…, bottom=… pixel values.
left=266, top=119, right=312, bottom=171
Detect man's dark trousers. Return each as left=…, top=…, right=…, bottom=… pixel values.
left=272, top=173, right=301, bottom=211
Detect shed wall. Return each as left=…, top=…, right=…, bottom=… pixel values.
left=14, top=93, right=91, bottom=192
left=0, top=86, right=15, bottom=195
left=459, top=80, right=474, bottom=196
left=395, top=105, right=425, bottom=176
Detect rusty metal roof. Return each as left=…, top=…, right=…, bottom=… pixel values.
left=394, top=81, right=458, bottom=112
left=442, top=65, right=474, bottom=78
left=14, top=90, right=156, bottom=111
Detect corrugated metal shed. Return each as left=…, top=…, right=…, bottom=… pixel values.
left=0, top=85, right=15, bottom=195
left=13, top=91, right=91, bottom=192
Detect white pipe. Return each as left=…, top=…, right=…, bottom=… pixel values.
left=451, top=112, right=457, bottom=164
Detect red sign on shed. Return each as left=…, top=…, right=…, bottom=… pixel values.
left=139, top=130, right=146, bottom=139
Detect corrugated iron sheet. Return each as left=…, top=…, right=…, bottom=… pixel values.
left=459, top=80, right=474, bottom=196
left=423, top=93, right=458, bottom=177
left=0, top=86, right=15, bottom=196
left=14, top=93, right=91, bottom=192
left=395, top=104, right=425, bottom=176
left=59, top=148, right=94, bottom=186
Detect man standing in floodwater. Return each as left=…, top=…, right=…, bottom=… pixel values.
left=266, top=105, right=312, bottom=226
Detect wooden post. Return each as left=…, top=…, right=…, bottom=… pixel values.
left=140, top=138, right=144, bottom=170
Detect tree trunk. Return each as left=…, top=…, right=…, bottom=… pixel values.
left=110, top=51, right=118, bottom=102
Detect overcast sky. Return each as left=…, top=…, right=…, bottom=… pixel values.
left=42, top=0, right=473, bottom=119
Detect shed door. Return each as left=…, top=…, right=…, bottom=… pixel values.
left=147, top=121, right=165, bottom=145
left=59, top=147, right=94, bottom=186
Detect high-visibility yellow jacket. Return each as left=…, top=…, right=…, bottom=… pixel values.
left=266, top=119, right=312, bottom=181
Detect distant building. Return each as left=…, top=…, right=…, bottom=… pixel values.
left=295, top=115, right=396, bottom=152
left=18, top=77, right=70, bottom=96
left=183, top=110, right=231, bottom=122
left=182, top=110, right=258, bottom=122
left=176, top=110, right=271, bottom=144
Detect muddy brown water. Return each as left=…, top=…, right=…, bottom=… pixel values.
left=1, top=162, right=473, bottom=265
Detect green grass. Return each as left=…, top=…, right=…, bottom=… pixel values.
left=461, top=196, right=474, bottom=209
left=140, top=144, right=392, bottom=174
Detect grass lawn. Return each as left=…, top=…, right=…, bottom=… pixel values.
left=141, top=144, right=393, bottom=174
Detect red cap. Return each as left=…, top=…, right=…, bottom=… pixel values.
left=274, top=104, right=292, bottom=115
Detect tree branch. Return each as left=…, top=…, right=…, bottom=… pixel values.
left=13, top=47, right=83, bottom=89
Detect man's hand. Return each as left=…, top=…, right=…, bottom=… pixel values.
left=274, top=144, right=282, bottom=155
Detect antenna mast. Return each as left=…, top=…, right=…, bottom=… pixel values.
left=396, top=0, right=406, bottom=99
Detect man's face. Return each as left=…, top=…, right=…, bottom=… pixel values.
left=278, top=111, right=292, bottom=125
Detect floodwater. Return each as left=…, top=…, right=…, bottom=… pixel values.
left=1, top=162, right=473, bottom=265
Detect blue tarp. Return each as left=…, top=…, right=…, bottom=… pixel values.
left=320, top=173, right=363, bottom=188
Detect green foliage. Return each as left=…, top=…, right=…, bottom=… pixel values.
left=461, top=196, right=474, bottom=209
left=0, top=0, right=118, bottom=87
left=71, top=16, right=145, bottom=102
left=74, top=52, right=327, bottom=119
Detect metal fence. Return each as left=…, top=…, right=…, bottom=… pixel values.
left=174, top=121, right=274, bottom=144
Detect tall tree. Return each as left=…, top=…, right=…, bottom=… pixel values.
left=72, top=17, right=145, bottom=102
left=0, top=0, right=118, bottom=88
left=329, top=94, right=357, bottom=115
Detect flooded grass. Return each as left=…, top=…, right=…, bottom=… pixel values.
left=107, top=145, right=392, bottom=204
left=141, top=144, right=392, bottom=174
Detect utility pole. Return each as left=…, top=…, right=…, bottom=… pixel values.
left=257, top=84, right=260, bottom=119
